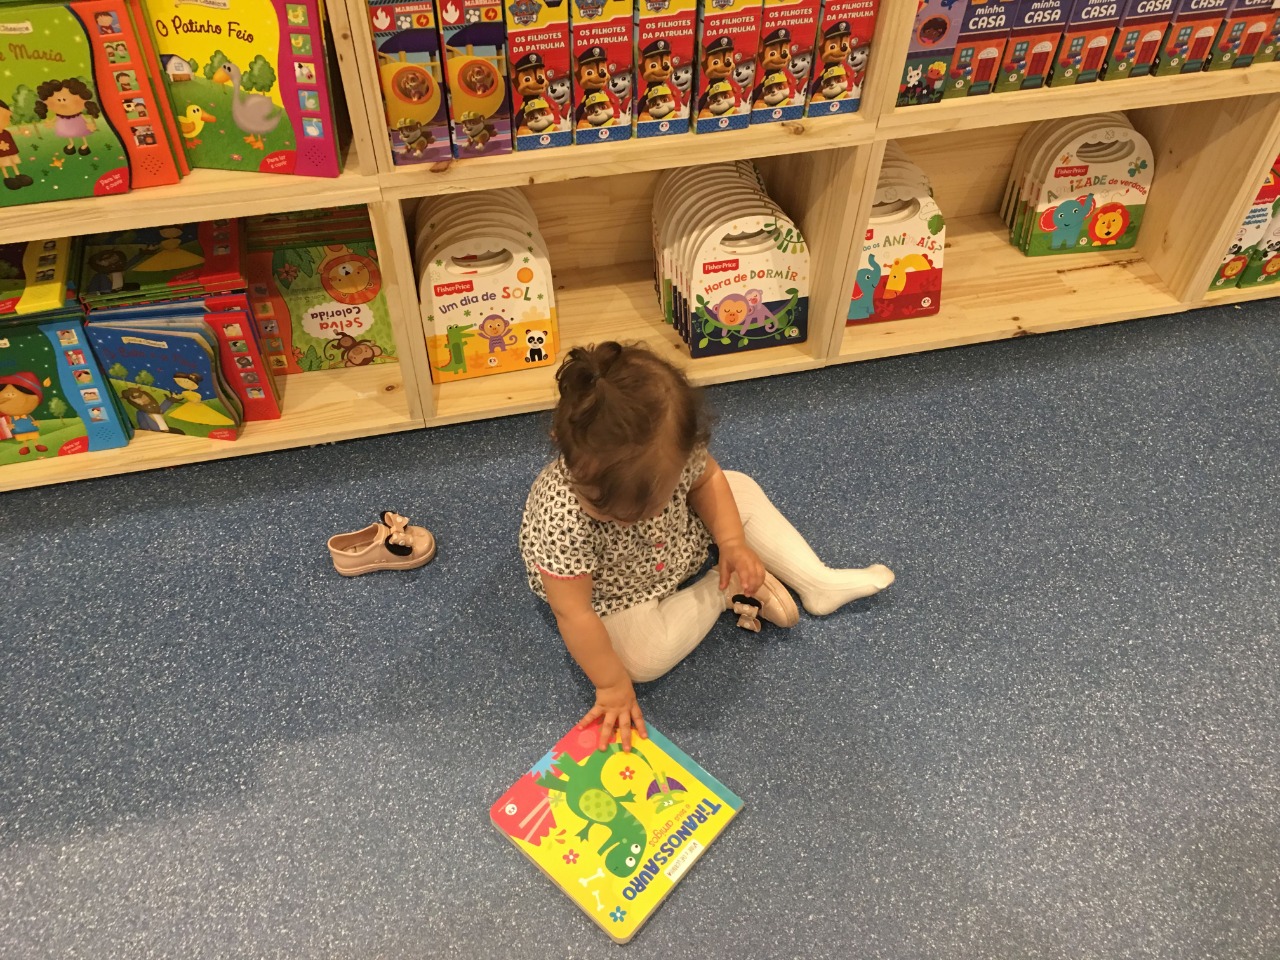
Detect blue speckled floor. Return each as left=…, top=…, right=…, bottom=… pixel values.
left=2, top=303, right=1278, bottom=959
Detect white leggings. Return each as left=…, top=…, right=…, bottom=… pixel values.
left=603, top=471, right=839, bottom=682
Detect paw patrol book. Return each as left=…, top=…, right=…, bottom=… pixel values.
left=636, top=0, right=698, bottom=137
left=1150, top=0, right=1231, bottom=75
left=694, top=0, right=764, bottom=132
left=506, top=0, right=573, bottom=149
left=245, top=214, right=398, bottom=375
left=1048, top=0, right=1124, bottom=86
left=805, top=0, right=878, bottom=115
left=944, top=0, right=1015, bottom=98
left=437, top=0, right=513, bottom=157
left=1208, top=0, right=1280, bottom=69
left=367, top=0, right=454, bottom=164
left=0, top=1, right=183, bottom=209
left=491, top=721, right=742, bottom=944
left=898, top=0, right=970, bottom=106
left=748, top=0, right=820, bottom=123
left=993, top=0, right=1071, bottom=92
left=140, top=0, right=342, bottom=176
left=570, top=0, right=635, bottom=143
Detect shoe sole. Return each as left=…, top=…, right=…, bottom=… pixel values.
left=333, top=542, right=437, bottom=577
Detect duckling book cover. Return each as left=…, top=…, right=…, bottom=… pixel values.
left=140, top=0, right=341, bottom=176
left=491, top=721, right=742, bottom=943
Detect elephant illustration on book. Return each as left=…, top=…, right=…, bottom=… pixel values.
left=1041, top=194, right=1096, bottom=250
left=848, top=254, right=881, bottom=321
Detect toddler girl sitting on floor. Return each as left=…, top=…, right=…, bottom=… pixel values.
left=519, top=342, right=894, bottom=749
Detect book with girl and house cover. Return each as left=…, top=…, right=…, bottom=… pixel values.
left=491, top=721, right=742, bottom=943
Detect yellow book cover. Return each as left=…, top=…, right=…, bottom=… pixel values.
left=490, top=720, right=743, bottom=943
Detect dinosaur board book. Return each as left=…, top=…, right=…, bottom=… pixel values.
left=140, top=0, right=342, bottom=176
left=898, top=0, right=971, bottom=106
left=491, top=721, right=743, bottom=944
left=1048, top=0, right=1124, bottom=86
left=635, top=0, right=697, bottom=137
left=0, top=317, right=132, bottom=466
left=245, top=212, right=398, bottom=374
left=367, top=0, right=454, bottom=164
left=0, top=0, right=183, bottom=209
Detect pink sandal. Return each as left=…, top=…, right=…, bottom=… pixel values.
left=328, top=511, right=437, bottom=576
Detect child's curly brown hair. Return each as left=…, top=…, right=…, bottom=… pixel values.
left=33, top=79, right=101, bottom=119
left=553, top=341, right=711, bottom=522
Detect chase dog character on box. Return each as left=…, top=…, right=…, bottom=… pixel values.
left=806, top=0, right=878, bottom=115
left=437, top=0, right=512, bottom=156
left=636, top=0, right=697, bottom=138
left=750, top=0, right=820, bottom=123
left=368, top=0, right=453, bottom=165
left=695, top=0, right=763, bottom=133
left=506, top=0, right=573, bottom=149
left=570, top=0, right=634, bottom=143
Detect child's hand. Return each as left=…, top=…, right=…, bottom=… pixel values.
left=718, top=539, right=766, bottom=596
left=579, top=681, right=647, bottom=752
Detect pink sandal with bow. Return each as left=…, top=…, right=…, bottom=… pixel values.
left=327, top=511, right=437, bottom=576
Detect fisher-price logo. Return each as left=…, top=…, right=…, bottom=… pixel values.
left=703, top=258, right=739, bottom=274
left=575, top=0, right=605, bottom=19
left=508, top=0, right=541, bottom=25
left=434, top=280, right=475, bottom=297
left=1055, top=165, right=1089, bottom=178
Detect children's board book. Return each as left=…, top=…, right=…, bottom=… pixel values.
left=694, top=0, right=763, bottom=134
left=994, top=0, right=1071, bottom=93
left=0, top=0, right=184, bottom=209
left=635, top=0, right=697, bottom=137
left=570, top=0, right=635, bottom=143
left=1211, top=155, right=1280, bottom=288
left=747, top=0, right=819, bottom=123
left=507, top=0, right=573, bottom=149
left=140, top=0, right=342, bottom=177
left=1103, top=0, right=1177, bottom=80
left=898, top=0, right=970, bottom=106
left=1208, top=0, right=1280, bottom=70
left=85, top=319, right=244, bottom=439
left=805, top=1, right=878, bottom=116
left=944, top=1, right=1015, bottom=98
left=491, top=721, right=743, bottom=944
left=437, top=0, right=513, bottom=157
left=367, top=0, right=454, bottom=164
left=0, top=318, right=133, bottom=465
left=1048, top=0, right=1125, bottom=86
left=0, top=237, right=81, bottom=320
left=79, top=220, right=246, bottom=310
left=1150, top=0, right=1232, bottom=75
left=246, top=214, right=398, bottom=374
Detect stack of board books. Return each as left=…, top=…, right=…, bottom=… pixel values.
left=80, top=219, right=282, bottom=442
left=0, top=237, right=132, bottom=467
left=245, top=206, right=399, bottom=374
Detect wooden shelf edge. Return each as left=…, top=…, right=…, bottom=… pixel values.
left=878, top=67, right=1280, bottom=138
left=0, top=143, right=380, bottom=244
left=380, top=114, right=875, bottom=199
left=0, top=365, right=420, bottom=492
left=1199, top=283, right=1280, bottom=306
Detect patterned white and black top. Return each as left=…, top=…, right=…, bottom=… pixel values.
left=519, top=445, right=714, bottom=617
